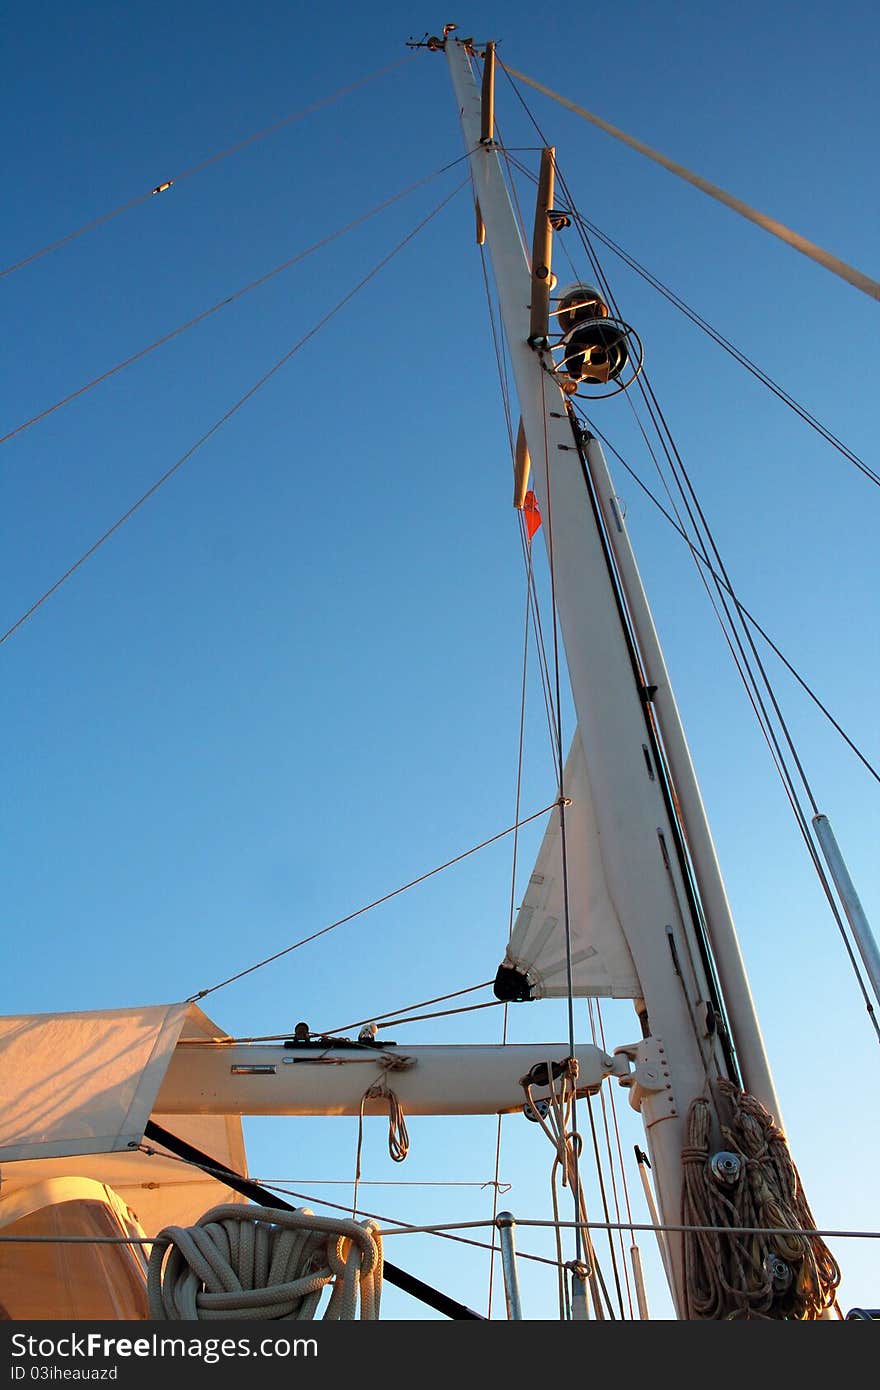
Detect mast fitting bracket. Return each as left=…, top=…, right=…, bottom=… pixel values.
left=614, top=1037, right=676, bottom=1117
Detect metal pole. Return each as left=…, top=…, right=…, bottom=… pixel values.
left=630, top=1243, right=650, bottom=1319
left=634, top=1146, right=674, bottom=1296
left=496, top=1212, right=524, bottom=1319
left=813, top=813, right=880, bottom=1005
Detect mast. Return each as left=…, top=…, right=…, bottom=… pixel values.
left=443, top=34, right=781, bottom=1316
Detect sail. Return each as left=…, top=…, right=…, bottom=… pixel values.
left=499, top=728, right=642, bottom=999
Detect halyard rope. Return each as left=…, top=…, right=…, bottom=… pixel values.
left=681, top=1081, right=841, bottom=1319
left=148, top=1203, right=382, bottom=1321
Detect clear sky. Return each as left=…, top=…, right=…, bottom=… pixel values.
left=2, top=0, right=878, bottom=1321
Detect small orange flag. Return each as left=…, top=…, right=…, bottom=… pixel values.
left=523, top=489, right=542, bottom=541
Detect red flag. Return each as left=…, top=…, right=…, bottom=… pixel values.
left=523, top=489, right=542, bottom=541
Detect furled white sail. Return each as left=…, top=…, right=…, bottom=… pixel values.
left=499, top=727, right=642, bottom=999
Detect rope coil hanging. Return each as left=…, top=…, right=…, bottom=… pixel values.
left=681, top=1081, right=841, bottom=1319
left=147, top=1203, right=383, bottom=1321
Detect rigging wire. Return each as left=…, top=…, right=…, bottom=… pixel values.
left=0, top=180, right=467, bottom=649
left=496, top=71, right=880, bottom=1038
left=613, top=457, right=880, bottom=1037
left=177, top=980, right=495, bottom=1042
left=326, top=999, right=504, bottom=1029
left=499, top=92, right=824, bottom=809
left=578, top=416, right=880, bottom=787
left=252, top=1179, right=513, bottom=1189
left=1, top=156, right=473, bottom=451
left=133, top=1144, right=567, bottom=1272
left=585, top=1000, right=635, bottom=1318
left=570, top=216, right=880, bottom=492
left=583, top=1092, right=627, bottom=1318
left=488, top=521, right=534, bottom=1318
left=314, top=980, right=495, bottom=1039
left=476, top=238, right=561, bottom=776
left=501, top=138, right=879, bottom=786
left=591, top=1000, right=639, bottom=1314
left=566, top=234, right=880, bottom=1037
left=500, top=148, right=877, bottom=498
left=0, top=56, right=416, bottom=281
left=499, top=62, right=880, bottom=303
left=179, top=999, right=504, bottom=1036
left=186, top=799, right=563, bottom=1002
left=536, top=344, right=585, bottom=1266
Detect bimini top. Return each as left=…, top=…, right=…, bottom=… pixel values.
left=0, top=1001, right=247, bottom=1233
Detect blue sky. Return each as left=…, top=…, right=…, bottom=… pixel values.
left=2, top=1, right=878, bottom=1320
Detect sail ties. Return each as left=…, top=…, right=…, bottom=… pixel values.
left=681, top=1082, right=841, bottom=1319
left=147, top=1203, right=383, bottom=1320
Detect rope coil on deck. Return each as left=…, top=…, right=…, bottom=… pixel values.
left=147, top=1203, right=383, bottom=1320
left=682, top=1081, right=841, bottom=1319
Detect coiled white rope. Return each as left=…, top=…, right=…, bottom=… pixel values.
left=147, top=1203, right=383, bottom=1320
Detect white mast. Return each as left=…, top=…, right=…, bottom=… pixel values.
left=444, top=34, right=781, bottom=1315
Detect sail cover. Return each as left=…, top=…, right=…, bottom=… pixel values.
left=0, top=1002, right=247, bottom=1232
left=498, top=728, right=642, bottom=999
left=0, top=1002, right=214, bottom=1161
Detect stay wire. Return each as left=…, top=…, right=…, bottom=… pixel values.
left=186, top=799, right=562, bottom=1002
left=488, top=513, right=534, bottom=1318
left=591, top=1001, right=637, bottom=1316
left=134, top=1144, right=563, bottom=1271
left=497, top=91, right=874, bottom=493
left=0, top=56, right=416, bottom=280
left=526, top=136, right=860, bottom=1044
left=505, top=137, right=876, bottom=494
left=586, top=999, right=636, bottom=1318
left=571, top=216, right=880, bottom=492
left=578, top=413, right=879, bottom=787
left=556, top=199, right=880, bottom=1024
left=2, top=155, right=473, bottom=450
left=558, top=157, right=827, bottom=825
left=569, top=423, right=880, bottom=1042
left=315, top=980, right=495, bottom=1039
left=559, top=153, right=829, bottom=852
left=476, top=238, right=561, bottom=773
left=498, top=101, right=879, bottom=1035
left=584, top=1091, right=627, bottom=1319
left=537, top=363, right=584, bottom=1266
left=0, top=180, right=467, bottom=648
left=579, top=384, right=880, bottom=1032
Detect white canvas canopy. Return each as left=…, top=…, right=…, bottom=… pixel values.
left=499, top=729, right=643, bottom=999
left=0, top=1002, right=247, bottom=1233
